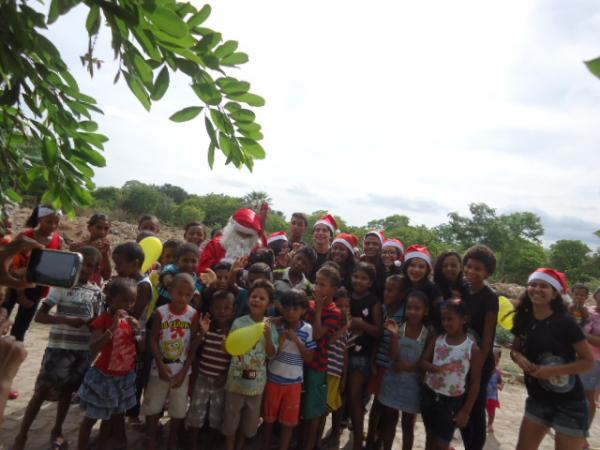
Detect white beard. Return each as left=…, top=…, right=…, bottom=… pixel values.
left=220, top=222, right=259, bottom=261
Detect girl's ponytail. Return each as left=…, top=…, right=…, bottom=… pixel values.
left=25, top=206, right=39, bottom=228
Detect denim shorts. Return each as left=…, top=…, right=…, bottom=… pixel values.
left=348, top=355, right=371, bottom=375
left=580, top=361, right=600, bottom=391
left=524, top=396, right=589, bottom=438
left=420, top=385, right=465, bottom=444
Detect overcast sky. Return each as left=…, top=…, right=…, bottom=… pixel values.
left=46, top=0, right=600, bottom=246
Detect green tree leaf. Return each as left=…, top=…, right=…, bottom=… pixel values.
left=221, top=52, right=249, bottom=66
left=210, top=109, right=234, bottom=135
left=585, top=57, right=600, bottom=80
left=123, top=71, right=151, bottom=111
left=86, top=5, right=101, bottom=35
left=145, top=5, right=188, bottom=39
left=214, top=40, right=238, bottom=59
left=227, top=92, right=265, bottom=107
left=238, top=137, right=265, bottom=159
left=151, top=66, right=170, bottom=100
left=42, top=139, right=59, bottom=166
left=187, top=4, right=211, bottom=27
left=169, top=106, right=203, bottom=122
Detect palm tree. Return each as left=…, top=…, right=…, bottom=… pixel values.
left=242, top=191, right=272, bottom=211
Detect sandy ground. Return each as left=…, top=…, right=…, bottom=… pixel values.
left=1, top=321, right=599, bottom=450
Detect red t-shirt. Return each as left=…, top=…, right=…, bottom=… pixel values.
left=304, top=300, right=341, bottom=372
left=91, top=313, right=137, bottom=376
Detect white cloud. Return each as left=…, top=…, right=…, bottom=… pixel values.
left=40, top=0, right=600, bottom=244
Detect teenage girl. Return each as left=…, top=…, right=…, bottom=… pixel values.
left=420, top=299, right=483, bottom=450
left=4, top=205, right=63, bottom=342
left=329, top=233, right=357, bottom=290
left=71, top=214, right=112, bottom=286
left=78, top=277, right=140, bottom=450
left=347, top=262, right=382, bottom=450
left=381, top=239, right=403, bottom=277
left=400, top=245, right=442, bottom=316
left=511, top=268, right=594, bottom=450
left=379, top=290, right=430, bottom=450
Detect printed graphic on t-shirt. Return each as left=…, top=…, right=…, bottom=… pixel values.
left=537, top=354, right=575, bottom=393
left=107, top=326, right=137, bottom=373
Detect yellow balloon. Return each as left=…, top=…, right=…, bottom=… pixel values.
left=226, top=322, right=266, bottom=356
left=498, top=295, right=515, bottom=331
left=140, top=237, right=163, bottom=273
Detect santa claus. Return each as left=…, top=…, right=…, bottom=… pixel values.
left=196, top=206, right=267, bottom=274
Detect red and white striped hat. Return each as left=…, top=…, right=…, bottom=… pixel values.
left=314, top=214, right=339, bottom=234
left=332, top=233, right=359, bottom=253
left=382, top=238, right=405, bottom=254
left=365, top=230, right=385, bottom=245
left=403, top=244, right=432, bottom=269
left=267, top=231, right=288, bottom=246
left=528, top=268, right=569, bottom=294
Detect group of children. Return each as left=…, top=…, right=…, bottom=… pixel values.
left=0, top=206, right=598, bottom=450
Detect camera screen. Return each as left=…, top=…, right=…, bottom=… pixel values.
left=30, top=251, right=80, bottom=287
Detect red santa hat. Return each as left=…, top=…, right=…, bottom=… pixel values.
left=382, top=238, right=405, bottom=254
left=331, top=233, right=359, bottom=254
left=528, top=268, right=569, bottom=294
left=314, top=214, right=339, bottom=234
left=231, top=208, right=264, bottom=236
left=403, top=244, right=432, bottom=269
left=267, top=231, right=288, bottom=246
left=365, top=230, right=385, bottom=245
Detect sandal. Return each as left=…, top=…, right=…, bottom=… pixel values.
left=50, top=437, right=68, bottom=450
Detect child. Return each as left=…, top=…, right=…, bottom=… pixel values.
left=143, top=273, right=201, bottom=450
left=486, top=347, right=504, bottom=433
left=159, top=239, right=182, bottom=267
left=329, top=233, right=358, bottom=289
left=379, top=290, right=430, bottom=450
left=322, top=287, right=355, bottom=448
left=301, top=266, right=342, bottom=450
left=262, top=289, right=316, bottom=450
left=582, top=286, right=600, bottom=442
left=138, top=214, right=160, bottom=234
left=267, top=231, right=290, bottom=268
left=510, top=268, right=594, bottom=450
left=12, top=247, right=103, bottom=450
left=399, top=245, right=442, bottom=312
left=156, top=243, right=202, bottom=309
left=433, top=250, right=468, bottom=301
left=365, top=275, right=405, bottom=450
left=421, top=298, right=483, bottom=450
left=568, top=283, right=590, bottom=325
left=347, top=262, right=382, bottom=450
left=77, top=277, right=140, bottom=450
left=70, top=213, right=112, bottom=286
left=273, top=246, right=316, bottom=300
left=200, top=261, right=234, bottom=314
left=460, top=245, right=499, bottom=450
left=187, top=290, right=236, bottom=450
left=222, top=279, right=278, bottom=450
left=184, top=221, right=208, bottom=254
left=4, top=205, right=63, bottom=343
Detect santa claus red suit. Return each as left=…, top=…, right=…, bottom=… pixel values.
left=196, top=208, right=265, bottom=275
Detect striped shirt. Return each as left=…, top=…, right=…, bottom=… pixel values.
left=43, top=283, right=103, bottom=351
left=198, top=328, right=231, bottom=378
left=375, top=303, right=406, bottom=368
left=304, top=301, right=342, bottom=372
left=268, top=321, right=316, bottom=384
left=328, top=331, right=356, bottom=377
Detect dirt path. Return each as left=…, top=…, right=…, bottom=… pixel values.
left=1, top=322, right=599, bottom=449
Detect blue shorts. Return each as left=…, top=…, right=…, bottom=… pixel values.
left=348, top=355, right=371, bottom=375
left=420, top=385, right=465, bottom=444
left=580, top=361, right=600, bottom=392
left=524, top=396, right=589, bottom=438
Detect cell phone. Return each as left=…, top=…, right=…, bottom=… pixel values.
left=26, top=249, right=83, bottom=288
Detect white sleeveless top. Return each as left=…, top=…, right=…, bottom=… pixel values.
left=425, top=334, right=474, bottom=397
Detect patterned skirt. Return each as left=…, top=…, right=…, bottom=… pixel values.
left=79, top=367, right=137, bottom=420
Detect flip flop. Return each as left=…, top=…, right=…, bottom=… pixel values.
left=50, top=437, right=68, bottom=450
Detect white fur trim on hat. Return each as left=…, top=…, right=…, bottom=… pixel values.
left=332, top=237, right=354, bottom=254
left=38, top=206, right=62, bottom=219
left=365, top=231, right=384, bottom=244
left=528, top=272, right=563, bottom=293
left=314, top=219, right=334, bottom=234
left=232, top=220, right=258, bottom=236
left=404, top=251, right=432, bottom=267
left=267, top=235, right=287, bottom=245
left=382, top=241, right=404, bottom=252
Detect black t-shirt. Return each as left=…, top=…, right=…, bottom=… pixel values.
left=309, top=251, right=329, bottom=283
left=464, top=284, right=499, bottom=375
left=515, top=312, right=586, bottom=402
left=350, top=292, right=379, bottom=357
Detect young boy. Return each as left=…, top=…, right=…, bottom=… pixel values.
left=262, top=289, right=316, bottom=450
left=486, top=347, right=504, bottom=433
left=273, top=246, right=316, bottom=300
left=143, top=273, right=200, bottom=450
left=301, top=266, right=342, bottom=450
left=461, top=244, right=499, bottom=450
left=159, top=239, right=182, bottom=268
left=12, top=247, right=103, bottom=450
left=569, top=283, right=590, bottom=325
left=222, top=279, right=279, bottom=450
left=187, top=290, right=236, bottom=450
left=322, top=287, right=355, bottom=447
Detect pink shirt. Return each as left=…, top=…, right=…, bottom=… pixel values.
left=584, top=308, right=600, bottom=361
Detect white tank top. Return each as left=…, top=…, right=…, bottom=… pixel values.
left=425, top=334, right=474, bottom=397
